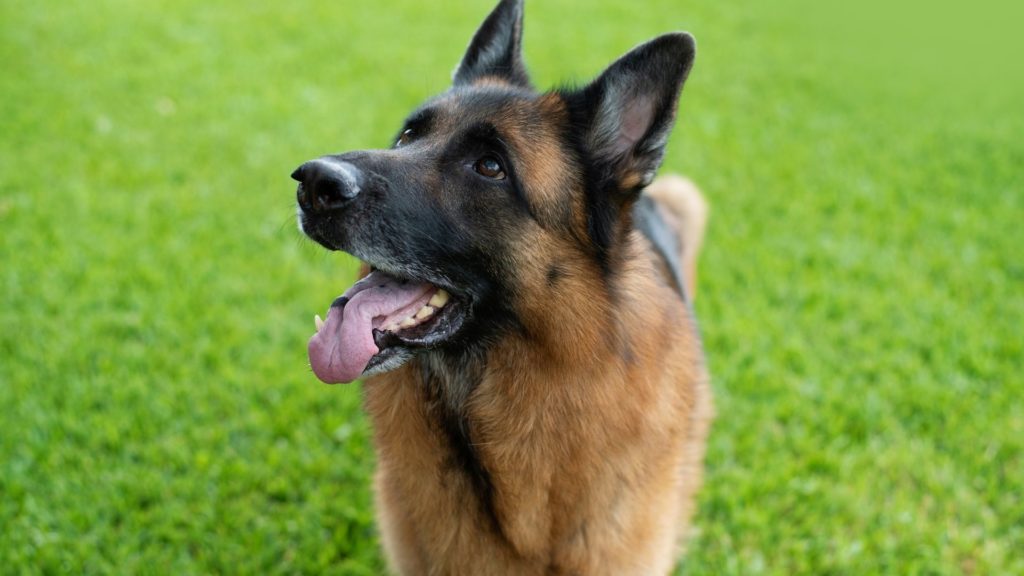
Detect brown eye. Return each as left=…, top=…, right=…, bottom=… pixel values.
left=473, top=155, right=506, bottom=179
left=396, top=128, right=414, bottom=147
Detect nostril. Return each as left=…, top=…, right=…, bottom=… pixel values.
left=315, top=178, right=349, bottom=208
left=294, top=158, right=363, bottom=212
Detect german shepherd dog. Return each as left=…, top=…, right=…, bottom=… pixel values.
left=293, top=0, right=711, bottom=573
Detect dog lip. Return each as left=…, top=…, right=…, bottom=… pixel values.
left=344, top=258, right=471, bottom=375
left=303, top=227, right=342, bottom=252
left=298, top=210, right=344, bottom=251
left=363, top=344, right=404, bottom=373
left=359, top=283, right=468, bottom=378
left=360, top=261, right=469, bottom=305
left=371, top=297, right=468, bottom=350
left=363, top=265, right=470, bottom=349
left=310, top=268, right=449, bottom=383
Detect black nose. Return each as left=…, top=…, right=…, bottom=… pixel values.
left=292, top=158, right=363, bottom=213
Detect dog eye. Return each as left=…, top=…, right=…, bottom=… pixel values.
left=396, top=128, right=414, bottom=147
left=473, top=156, right=506, bottom=180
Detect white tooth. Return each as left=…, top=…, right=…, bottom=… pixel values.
left=399, top=317, right=417, bottom=329
left=315, top=314, right=324, bottom=331
left=415, top=305, right=434, bottom=320
left=429, top=289, right=449, bottom=308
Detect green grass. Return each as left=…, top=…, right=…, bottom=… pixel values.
left=2, top=0, right=1021, bottom=573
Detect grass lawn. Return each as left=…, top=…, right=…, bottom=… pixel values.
left=2, top=0, right=1021, bottom=573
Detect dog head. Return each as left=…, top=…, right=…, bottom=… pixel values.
left=296, top=0, right=695, bottom=383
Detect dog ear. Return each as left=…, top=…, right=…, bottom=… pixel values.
left=569, top=33, right=695, bottom=192
left=453, top=0, right=530, bottom=88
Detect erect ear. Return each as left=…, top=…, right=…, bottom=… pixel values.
left=570, top=33, right=695, bottom=191
left=452, top=0, right=530, bottom=88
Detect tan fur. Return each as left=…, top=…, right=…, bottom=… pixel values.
left=513, top=95, right=576, bottom=212
left=472, top=75, right=521, bottom=88
left=361, top=173, right=712, bottom=574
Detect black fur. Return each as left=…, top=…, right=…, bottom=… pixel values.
left=559, top=33, right=696, bottom=279
left=546, top=262, right=565, bottom=287
left=453, top=0, right=530, bottom=88
left=418, top=356, right=505, bottom=539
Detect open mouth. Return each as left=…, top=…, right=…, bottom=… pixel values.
left=307, top=266, right=467, bottom=384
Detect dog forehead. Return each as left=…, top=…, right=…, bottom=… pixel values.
left=418, top=86, right=546, bottom=133
left=406, top=86, right=579, bottom=228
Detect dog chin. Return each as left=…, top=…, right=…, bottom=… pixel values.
left=363, top=347, right=416, bottom=378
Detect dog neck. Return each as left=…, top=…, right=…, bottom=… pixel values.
left=361, top=231, right=694, bottom=564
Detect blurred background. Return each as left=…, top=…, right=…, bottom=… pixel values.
left=1, top=0, right=1021, bottom=573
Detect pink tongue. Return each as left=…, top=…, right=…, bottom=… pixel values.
left=308, top=271, right=434, bottom=384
